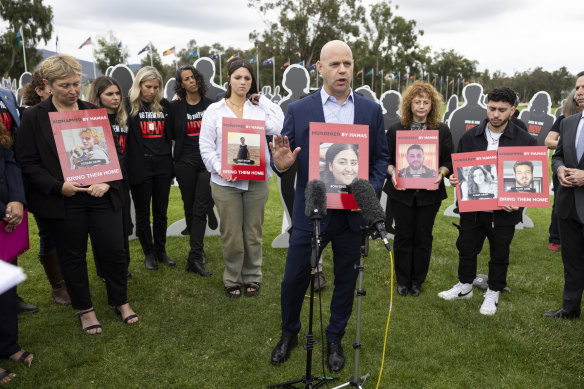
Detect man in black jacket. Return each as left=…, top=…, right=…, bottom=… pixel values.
left=438, top=87, right=537, bottom=315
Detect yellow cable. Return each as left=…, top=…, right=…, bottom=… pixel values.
left=375, top=250, right=394, bottom=389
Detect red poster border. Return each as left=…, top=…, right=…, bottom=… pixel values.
left=395, top=130, right=439, bottom=189
left=49, top=109, right=122, bottom=186
left=308, top=122, right=369, bottom=209
left=497, top=146, right=550, bottom=208
left=452, top=150, right=501, bottom=212
left=220, top=117, right=266, bottom=181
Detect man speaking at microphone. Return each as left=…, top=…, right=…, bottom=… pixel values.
left=269, top=40, right=389, bottom=372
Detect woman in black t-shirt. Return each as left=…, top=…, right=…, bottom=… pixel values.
left=125, top=66, right=175, bottom=271
left=169, top=65, right=213, bottom=276
left=88, top=76, right=132, bottom=279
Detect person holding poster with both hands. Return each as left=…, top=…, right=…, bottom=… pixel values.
left=16, top=55, right=137, bottom=334
left=438, top=87, right=536, bottom=316
left=383, top=81, right=453, bottom=297
left=200, top=58, right=283, bottom=298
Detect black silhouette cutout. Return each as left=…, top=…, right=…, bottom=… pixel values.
left=519, top=91, right=555, bottom=146
left=109, top=64, right=135, bottom=98
left=448, top=83, right=487, bottom=152
left=195, top=57, right=226, bottom=102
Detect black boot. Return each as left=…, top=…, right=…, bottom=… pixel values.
left=186, top=257, right=212, bottom=276
left=17, top=295, right=39, bottom=314
left=144, top=253, right=158, bottom=270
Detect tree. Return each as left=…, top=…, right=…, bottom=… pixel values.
left=0, top=0, right=53, bottom=78
left=94, top=31, right=129, bottom=75
left=140, top=44, right=169, bottom=80
left=248, top=0, right=365, bottom=90
left=427, top=49, right=478, bottom=83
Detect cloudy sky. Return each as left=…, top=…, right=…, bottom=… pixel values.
left=39, top=0, right=582, bottom=76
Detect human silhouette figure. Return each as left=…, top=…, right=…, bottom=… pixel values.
left=164, top=78, right=176, bottom=100
left=110, top=64, right=135, bottom=97
left=519, top=91, right=555, bottom=146
left=279, top=65, right=310, bottom=113
left=261, top=85, right=273, bottom=100
left=443, top=95, right=458, bottom=125
left=555, top=99, right=565, bottom=118
left=355, top=85, right=378, bottom=102
left=380, top=90, right=401, bottom=130
left=448, top=83, right=487, bottom=152
left=194, top=57, right=225, bottom=102
left=272, top=85, right=282, bottom=103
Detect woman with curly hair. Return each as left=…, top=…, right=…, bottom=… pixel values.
left=168, top=65, right=213, bottom=276
left=21, top=70, right=51, bottom=107
left=383, top=81, right=453, bottom=296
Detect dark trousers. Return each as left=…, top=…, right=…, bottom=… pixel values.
left=33, top=213, right=55, bottom=255
left=456, top=212, right=515, bottom=291
left=548, top=174, right=560, bottom=244
left=0, top=285, right=19, bottom=358
left=558, top=213, right=584, bottom=312
left=130, top=155, right=172, bottom=256
left=93, top=180, right=131, bottom=277
left=391, top=199, right=441, bottom=287
left=174, top=160, right=212, bottom=260
left=44, top=193, right=128, bottom=310
left=280, top=211, right=360, bottom=343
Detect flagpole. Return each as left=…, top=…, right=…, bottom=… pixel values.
left=149, top=41, right=153, bottom=67
left=219, top=54, right=223, bottom=86
left=256, top=51, right=260, bottom=91
left=20, top=27, right=28, bottom=73
left=371, top=69, right=373, bottom=89
left=361, top=70, right=363, bottom=87
left=380, top=69, right=384, bottom=94
left=272, top=60, right=275, bottom=91
left=398, top=72, right=401, bottom=92
left=90, top=36, right=97, bottom=79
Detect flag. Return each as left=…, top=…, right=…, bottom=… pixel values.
left=449, top=79, right=454, bottom=85
left=464, top=80, right=469, bottom=85
left=375, top=70, right=383, bottom=77
left=262, top=57, right=274, bottom=66
left=162, top=46, right=175, bottom=56
left=187, top=49, right=199, bottom=59
left=138, top=44, right=150, bottom=55
left=78, top=36, right=91, bottom=49
left=113, top=41, right=122, bottom=56
left=384, top=73, right=393, bottom=81
left=249, top=55, right=258, bottom=63
left=15, top=27, right=23, bottom=48
left=402, top=73, right=408, bottom=80
left=280, top=60, right=290, bottom=70
left=296, top=60, right=304, bottom=67
left=227, top=53, right=239, bottom=62
left=307, top=63, right=317, bottom=71
left=209, top=52, right=220, bottom=60
left=409, top=74, right=415, bottom=80
left=355, top=68, right=363, bottom=77
left=365, top=68, right=373, bottom=76
left=431, top=78, right=436, bottom=84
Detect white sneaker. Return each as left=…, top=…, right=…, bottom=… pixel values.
left=480, top=289, right=500, bottom=315
left=437, top=282, right=473, bottom=300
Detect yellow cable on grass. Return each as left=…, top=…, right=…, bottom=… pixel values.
left=375, top=250, right=394, bottom=389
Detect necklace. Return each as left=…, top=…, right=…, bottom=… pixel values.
left=486, top=128, right=501, bottom=145
left=227, top=98, right=244, bottom=113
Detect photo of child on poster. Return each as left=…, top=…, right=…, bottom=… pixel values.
left=319, top=142, right=359, bottom=193
left=63, top=127, right=110, bottom=169
left=228, top=132, right=260, bottom=166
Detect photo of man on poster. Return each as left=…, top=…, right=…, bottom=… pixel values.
left=506, top=161, right=537, bottom=193
left=398, top=144, right=436, bottom=178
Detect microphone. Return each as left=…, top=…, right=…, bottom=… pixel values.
left=350, top=179, right=392, bottom=252
left=305, top=180, right=327, bottom=220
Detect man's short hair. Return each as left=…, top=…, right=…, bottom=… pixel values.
left=513, top=160, right=533, bottom=173
left=576, top=71, right=584, bottom=78
left=487, top=87, right=517, bottom=106
left=407, top=144, right=424, bottom=154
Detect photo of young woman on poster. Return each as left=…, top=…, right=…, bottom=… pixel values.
left=465, top=165, right=498, bottom=199
left=320, top=143, right=359, bottom=193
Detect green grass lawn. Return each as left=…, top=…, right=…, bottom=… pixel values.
left=8, top=177, right=584, bottom=388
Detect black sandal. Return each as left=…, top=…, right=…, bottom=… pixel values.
left=224, top=285, right=241, bottom=298
left=77, top=308, right=102, bottom=335
left=13, top=351, right=34, bottom=367
left=0, top=368, right=15, bottom=383
left=115, top=307, right=139, bottom=324
left=244, top=282, right=261, bottom=297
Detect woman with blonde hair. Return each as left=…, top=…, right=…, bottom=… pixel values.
left=125, top=66, right=175, bottom=270
left=383, top=81, right=453, bottom=297
left=16, top=54, right=138, bottom=334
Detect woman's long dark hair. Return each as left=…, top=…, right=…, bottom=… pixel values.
left=224, top=58, right=258, bottom=99
left=174, top=65, right=207, bottom=100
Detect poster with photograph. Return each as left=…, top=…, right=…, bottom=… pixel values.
left=497, top=146, right=549, bottom=208
left=308, top=122, right=369, bottom=209
left=49, top=109, right=122, bottom=186
left=452, top=150, right=501, bottom=212
left=221, top=117, right=266, bottom=181
left=395, top=130, right=439, bottom=189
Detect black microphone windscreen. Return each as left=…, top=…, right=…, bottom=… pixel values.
left=351, top=179, right=384, bottom=225
left=305, top=180, right=327, bottom=219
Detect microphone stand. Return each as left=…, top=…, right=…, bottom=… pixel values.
left=332, top=227, right=371, bottom=389
left=269, top=213, right=336, bottom=389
